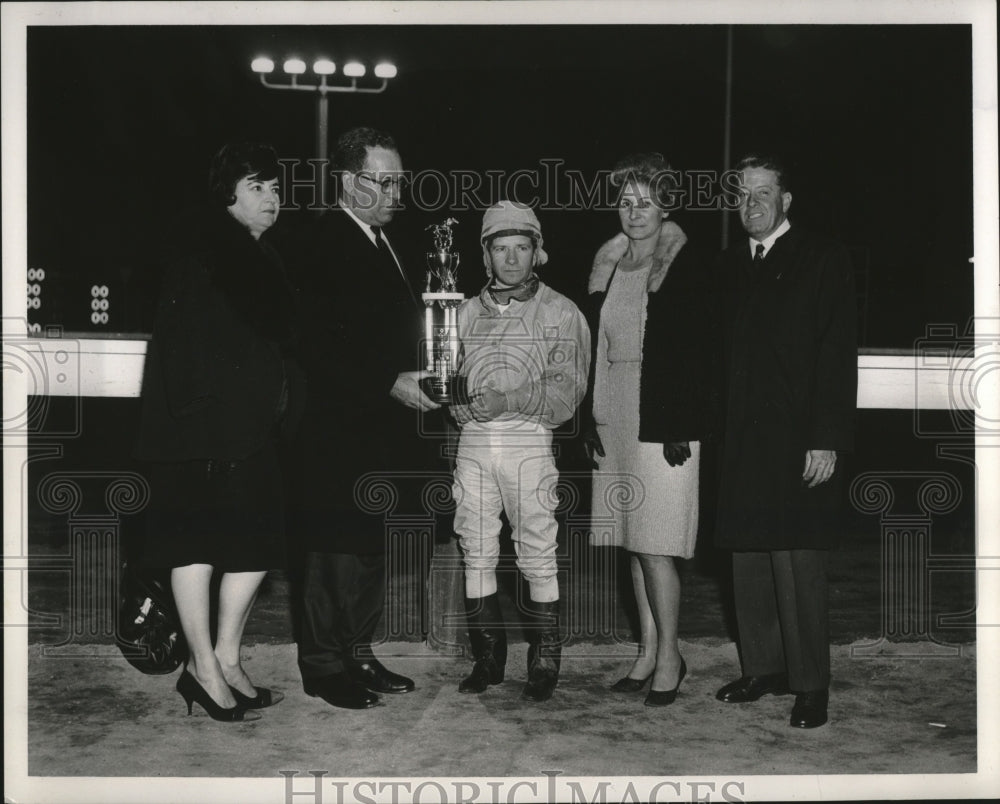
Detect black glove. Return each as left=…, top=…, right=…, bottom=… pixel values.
left=583, top=426, right=606, bottom=468
left=663, top=441, right=691, bottom=467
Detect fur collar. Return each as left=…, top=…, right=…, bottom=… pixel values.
left=588, top=220, right=687, bottom=294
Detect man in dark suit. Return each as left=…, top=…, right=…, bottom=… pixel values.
left=714, top=155, right=857, bottom=729
left=286, top=127, right=439, bottom=710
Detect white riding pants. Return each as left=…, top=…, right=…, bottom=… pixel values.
left=452, top=422, right=560, bottom=603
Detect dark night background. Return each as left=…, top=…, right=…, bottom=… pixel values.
left=26, top=24, right=973, bottom=347
left=16, top=18, right=983, bottom=732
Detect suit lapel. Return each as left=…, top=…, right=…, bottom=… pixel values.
left=332, top=210, right=422, bottom=309
left=320, top=210, right=417, bottom=308
left=729, top=241, right=755, bottom=294
left=759, top=227, right=802, bottom=282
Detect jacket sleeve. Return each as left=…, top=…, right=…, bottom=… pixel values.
left=586, top=292, right=610, bottom=427
left=156, top=260, right=218, bottom=419
left=807, top=243, right=858, bottom=451
left=503, top=298, right=591, bottom=429
left=286, top=222, right=406, bottom=409
left=638, top=247, right=717, bottom=444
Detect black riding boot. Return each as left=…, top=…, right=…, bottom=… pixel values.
left=522, top=599, right=561, bottom=702
left=459, top=594, right=507, bottom=693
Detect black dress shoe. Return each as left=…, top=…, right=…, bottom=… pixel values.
left=610, top=674, right=651, bottom=693
left=790, top=689, right=828, bottom=728
left=716, top=673, right=790, bottom=703
left=176, top=670, right=260, bottom=722
left=347, top=658, right=415, bottom=694
left=229, top=685, right=284, bottom=709
left=303, top=673, right=379, bottom=710
left=644, top=658, right=687, bottom=707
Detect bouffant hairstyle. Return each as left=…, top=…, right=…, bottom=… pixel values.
left=610, top=152, right=679, bottom=210
left=208, top=142, right=280, bottom=207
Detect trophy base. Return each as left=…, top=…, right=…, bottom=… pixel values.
left=421, top=375, right=470, bottom=406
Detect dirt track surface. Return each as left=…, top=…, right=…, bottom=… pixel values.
left=26, top=639, right=975, bottom=780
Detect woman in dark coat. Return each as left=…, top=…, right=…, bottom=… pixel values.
left=135, top=142, right=298, bottom=722
left=585, top=153, right=716, bottom=707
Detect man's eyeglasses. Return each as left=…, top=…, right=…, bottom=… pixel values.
left=356, top=172, right=407, bottom=194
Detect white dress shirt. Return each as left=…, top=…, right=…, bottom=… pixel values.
left=340, top=203, right=407, bottom=280
left=748, top=218, right=791, bottom=259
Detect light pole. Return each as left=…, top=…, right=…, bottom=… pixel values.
left=720, top=25, right=734, bottom=251
left=251, top=56, right=397, bottom=209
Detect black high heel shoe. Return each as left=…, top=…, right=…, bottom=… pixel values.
left=176, top=670, right=260, bottom=722
left=610, top=673, right=652, bottom=693
left=644, top=658, right=687, bottom=707
left=229, top=684, right=284, bottom=709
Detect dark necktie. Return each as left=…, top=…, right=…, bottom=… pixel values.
left=750, top=242, right=765, bottom=279
left=371, top=225, right=418, bottom=307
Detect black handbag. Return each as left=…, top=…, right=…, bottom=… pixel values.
left=117, top=560, right=187, bottom=674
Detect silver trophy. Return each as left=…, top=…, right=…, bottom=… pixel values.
left=421, top=217, right=468, bottom=404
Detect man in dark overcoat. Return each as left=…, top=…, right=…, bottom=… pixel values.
left=285, top=127, right=438, bottom=710
left=714, top=154, right=857, bottom=729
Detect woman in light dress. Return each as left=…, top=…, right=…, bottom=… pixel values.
left=586, top=152, right=715, bottom=706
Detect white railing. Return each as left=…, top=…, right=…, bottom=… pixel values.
left=9, top=335, right=978, bottom=410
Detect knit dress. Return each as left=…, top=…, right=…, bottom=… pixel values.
left=590, top=263, right=700, bottom=557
